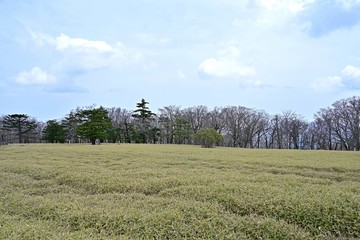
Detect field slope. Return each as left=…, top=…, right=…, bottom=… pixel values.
left=0, top=144, right=359, bottom=239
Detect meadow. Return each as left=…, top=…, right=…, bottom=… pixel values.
left=0, top=144, right=359, bottom=239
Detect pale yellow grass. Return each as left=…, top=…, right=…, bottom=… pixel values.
left=0, top=144, right=359, bottom=239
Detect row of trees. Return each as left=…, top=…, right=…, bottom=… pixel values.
left=1, top=96, right=359, bottom=150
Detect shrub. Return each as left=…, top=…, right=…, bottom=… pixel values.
left=193, top=128, right=224, bottom=148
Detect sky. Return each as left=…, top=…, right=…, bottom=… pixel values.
left=1, top=0, right=360, bottom=121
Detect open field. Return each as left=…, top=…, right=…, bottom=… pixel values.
left=0, top=144, right=359, bottom=239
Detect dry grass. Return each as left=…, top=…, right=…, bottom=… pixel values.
left=0, top=144, right=359, bottom=239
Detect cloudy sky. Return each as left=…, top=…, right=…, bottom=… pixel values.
left=1, top=0, right=360, bottom=121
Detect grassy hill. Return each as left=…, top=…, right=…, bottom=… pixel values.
left=0, top=144, right=359, bottom=239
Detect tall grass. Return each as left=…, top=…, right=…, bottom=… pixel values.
left=0, top=144, right=359, bottom=239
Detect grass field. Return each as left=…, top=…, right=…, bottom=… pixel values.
left=0, top=144, right=359, bottom=239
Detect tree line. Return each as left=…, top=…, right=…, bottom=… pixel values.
left=1, top=96, right=359, bottom=150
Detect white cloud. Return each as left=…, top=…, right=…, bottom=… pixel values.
left=258, top=0, right=314, bottom=13
left=29, top=31, right=135, bottom=71
left=55, top=33, right=114, bottom=52
left=337, top=0, right=360, bottom=10
left=312, top=65, right=360, bottom=91
left=29, top=29, right=55, bottom=46
left=198, top=58, right=255, bottom=78
left=341, top=65, right=360, bottom=89
left=30, top=30, right=115, bottom=53
left=135, top=33, right=171, bottom=45
left=253, top=0, right=315, bottom=30
left=16, top=67, right=57, bottom=85
left=53, top=34, right=126, bottom=70
left=239, top=79, right=262, bottom=88
left=198, top=45, right=255, bottom=78
left=311, top=76, right=343, bottom=91
left=342, top=65, right=360, bottom=78
left=177, top=70, right=187, bottom=80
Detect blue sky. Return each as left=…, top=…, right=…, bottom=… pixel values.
left=1, top=0, right=360, bottom=121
